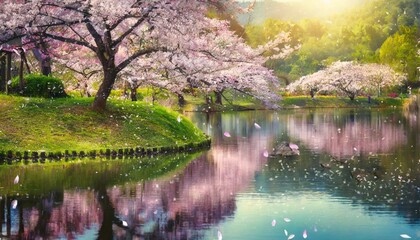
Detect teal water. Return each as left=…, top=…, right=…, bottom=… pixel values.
left=0, top=108, right=419, bottom=239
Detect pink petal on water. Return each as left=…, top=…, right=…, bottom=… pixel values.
left=11, top=200, right=17, bottom=209
left=284, top=217, right=291, bottom=223
left=400, top=234, right=411, bottom=239
left=254, top=123, right=261, bottom=129
left=284, top=229, right=288, bottom=236
left=313, top=226, right=318, bottom=232
left=13, top=175, right=19, bottom=184
left=271, top=219, right=276, bottom=227
left=263, top=150, right=269, bottom=158
left=303, top=229, right=308, bottom=239
left=224, top=132, right=231, bottom=138
left=218, top=230, right=223, bottom=240
left=287, top=234, right=295, bottom=240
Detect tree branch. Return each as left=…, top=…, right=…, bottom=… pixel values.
left=116, top=48, right=160, bottom=73
left=43, top=33, right=96, bottom=51
left=111, top=7, right=154, bottom=48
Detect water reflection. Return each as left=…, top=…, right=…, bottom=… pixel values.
left=1, top=109, right=420, bottom=239
left=287, top=110, right=407, bottom=158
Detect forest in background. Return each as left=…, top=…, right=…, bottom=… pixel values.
left=240, top=0, right=420, bottom=87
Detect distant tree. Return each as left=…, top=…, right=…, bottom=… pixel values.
left=379, top=26, right=420, bottom=83
left=287, top=61, right=405, bottom=100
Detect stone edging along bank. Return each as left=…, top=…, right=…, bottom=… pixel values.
left=0, top=138, right=211, bottom=164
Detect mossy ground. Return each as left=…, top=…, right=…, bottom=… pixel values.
left=0, top=95, right=207, bottom=152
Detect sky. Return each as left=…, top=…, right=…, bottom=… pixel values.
left=236, top=0, right=367, bottom=23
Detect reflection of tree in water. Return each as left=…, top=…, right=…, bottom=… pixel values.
left=0, top=131, right=271, bottom=239
left=0, top=191, right=102, bottom=239
left=270, top=110, right=420, bottom=223
left=3, top=109, right=418, bottom=238
left=287, top=110, right=407, bottom=158
left=109, top=133, right=270, bottom=239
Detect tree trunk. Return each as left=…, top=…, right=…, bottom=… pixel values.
left=215, top=91, right=223, bottom=105
left=177, top=93, right=185, bottom=106
left=41, top=59, right=51, bottom=76
left=206, top=95, right=213, bottom=104
left=21, top=50, right=31, bottom=74
left=0, top=54, right=6, bottom=92
left=5, top=53, right=11, bottom=94
left=92, top=70, right=117, bottom=111
left=130, top=86, right=138, bottom=101
left=310, top=89, right=315, bottom=99
left=19, top=51, right=24, bottom=93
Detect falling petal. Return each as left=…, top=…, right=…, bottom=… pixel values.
left=284, top=217, right=291, bottom=222
left=218, top=230, right=223, bottom=240
left=289, top=143, right=299, bottom=151
left=224, top=132, right=231, bottom=138
left=254, top=123, right=261, bottom=129
left=7, top=80, right=12, bottom=85
left=177, top=116, right=181, bottom=123
left=11, top=200, right=17, bottom=209
left=14, top=175, right=19, bottom=184
left=263, top=150, right=269, bottom=158
left=122, top=220, right=128, bottom=227
left=271, top=219, right=276, bottom=227
left=284, top=229, right=288, bottom=236
left=313, top=226, right=318, bottom=232
left=353, top=147, right=357, bottom=151
left=287, top=234, right=295, bottom=240
left=400, top=234, right=411, bottom=239
left=303, top=229, right=308, bottom=239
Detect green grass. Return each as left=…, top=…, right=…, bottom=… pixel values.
left=279, top=95, right=406, bottom=108
left=0, top=95, right=207, bottom=152
left=121, top=88, right=406, bottom=111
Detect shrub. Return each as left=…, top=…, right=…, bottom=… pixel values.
left=11, top=74, right=67, bottom=98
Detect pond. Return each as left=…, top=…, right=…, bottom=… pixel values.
left=1, top=108, right=420, bottom=239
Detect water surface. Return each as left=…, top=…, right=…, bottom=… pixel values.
left=1, top=108, right=419, bottom=239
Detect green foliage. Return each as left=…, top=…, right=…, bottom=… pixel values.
left=11, top=74, right=67, bottom=98
left=379, top=26, right=420, bottom=82
left=245, top=0, right=420, bottom=82
left=280, top=96, right=405, bottom=108
left=109, top=89, right=144, bottom=101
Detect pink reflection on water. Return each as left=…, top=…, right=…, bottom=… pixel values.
left=110, top=134, right=270, bottom=238
left=287, top=113, right=406, bottom=158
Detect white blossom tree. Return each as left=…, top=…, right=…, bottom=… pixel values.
left=287, top=61, right=405, bottom=100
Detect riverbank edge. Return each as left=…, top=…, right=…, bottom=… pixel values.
left=177, top=96, right=408, bottom=112
left=0, top=94, right=212, bottom=163
left=0, top=137, right=211, bottom=163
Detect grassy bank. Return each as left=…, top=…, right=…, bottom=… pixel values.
left=0, top=95, right=208, bottom=152
left=279, top=96, right=406, bottom=108
left=175, top=95, right=406, bottom=111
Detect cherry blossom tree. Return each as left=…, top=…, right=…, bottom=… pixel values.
left=120, top=22, right=295, bottom=107
left=287, top=61, right=405, bottom=100
left=1, top=0, right=275, bottom=111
